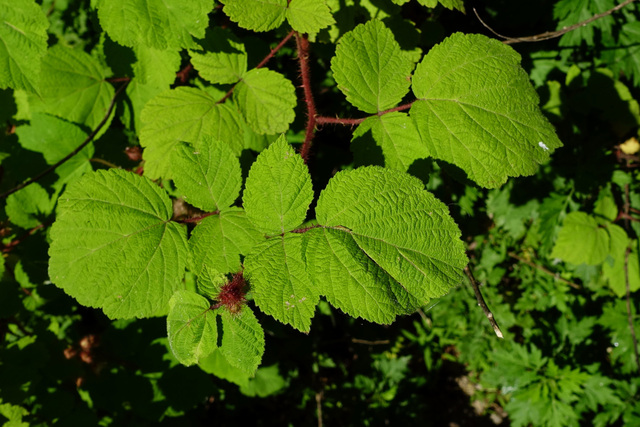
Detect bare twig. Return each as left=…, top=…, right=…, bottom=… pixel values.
left=473, top=0, right=637, bottom=45
left=351, top=338, right=391, bottom=345
left=315, top=390, right=324, bottom=427
left=296, top=33, right=317, bottom=163
left=0, top=81, right=130, bottom=199
left=508, top=252, right=581, bottom=289
left=624, top=246, right=640, bottom=374
left=464, top=265, right=504, bottom=339
left=89, top=158, right=120, bottom=169
left=216, top=30, right=295, bottom=105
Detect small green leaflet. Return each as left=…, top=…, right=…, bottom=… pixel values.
left=0, top=0, right=49, bottom=93
left=309, top=166, right=468, bottom=320
left=172, top=138, right=242, bottom=212
left=331, top=20, right=413, bottom=114
left=96, top=0, right=213, bottom=49
left=602, top=233, right=640, bottom=297
left=139, top=87, right=244, bottom=179
left=351, top=112, right=427, bottom=171
left=49, top=169, right=188, bottom=319
left=35, top=45, right=115, bottom=130
left=221, top=0, right=334, bottom=34
left=5, top=183, right=55, bottom=229
left=189, top=28, right=248, bottom=85
left=411, top=33, right=562, bottom=188
left=167, top=290, right=218, bottom=366
left=551, top=212, right=615, bottom=265
left=219, top=308, right=265, bottom=375
left=243, top=136, right=313, bottom=234
left=244, top=234, right=318, bottom=332
left=234, top=68, right=297, bottom=135
left=189, top=208, right=263, bottom=276
left=16, top=113, right=93, bottom=188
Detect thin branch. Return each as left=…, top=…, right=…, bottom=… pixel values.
left=315, top=101, right=415, bottom=127
left=0, top=81, right=130, bottom=199
left=216, top=30, right=295, bottom=105
left=315, top=390, right=324, bottom=427
left=176, top=211, right=219, bottom=224
left=508, top=252, right=581, bottom=289
left=296, top=33, right=317, bottom=164
left=89, top=158, right=120, bottom=169
left=2, top=221, right=51, bottom=254
left=464, top=265, right=504, bottom=339
left=351, top=338, right=391, bottom=345
left=624, top=246, right=640, bottom=374
left=473, top=0, right=637, bottom=45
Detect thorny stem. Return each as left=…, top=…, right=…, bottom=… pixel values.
left=508, top=252, right=581, bottom=289
left=0, top=81, right=130, bottom=199
left=296, top=33, right=317, bottom=164
left=217, top=30, right=295, bottom=105
left=464, top=265, right=504, bottom=339
left=474, top=0, right=638, bottom=45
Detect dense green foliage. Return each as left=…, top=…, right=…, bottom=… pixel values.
left=1, top=0, right=639, bottom=425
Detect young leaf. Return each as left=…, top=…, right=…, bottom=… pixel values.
left=351, top=112, right=428, bottom=171
left=16, top=113, right=93, bottom=187
left=5, top=183, right=54, bottom=229
left=243, top=136, right=313, bottom=234
left=172, top=138, right=242, bottom=212
left=411, top=33, right=562, bottom=188
left=234, top=68, right=297, bottom=134
left=49, top=169, right=188, bottom=319
left=316, top=166, right=468, bottom=302
left=0, top=0, right=49, bottom=93
left=167, top=290, right=218, bottom=366
left=189, top=28, right=248, bottom=85
left=36, top=45, right=115, bottom=130
left=220, top=0, right=287, bottom=32
left=189, top=208, right=264, bottom=275
left=286, top=0, right=335, bottom=34
left=304, top=227, right=421, bottom=323
left=551, top=212, right=611, bottom=265
left=219, top=308, right=265, bottom=375
left=96, top=0, right=213, bottom=49
left=244, top=234, right=318, bottom=332
left=331, top=20, right=413, bottom=114
left=140, top=87, right=244, bottom=179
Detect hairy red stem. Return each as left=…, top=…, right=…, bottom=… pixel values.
left=296, top=33, right=317, bottom=164
left=315, top=101, right=415, bottom=127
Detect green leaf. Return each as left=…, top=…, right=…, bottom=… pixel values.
left=189, top=208, right=264, bottom=275
left=243, top=136, right=313, bottom=234
left=551, top=212, right=611, bottom=265
left=286, top=0, right=335, bottom=34
left=132, top=45, right=181, bottom=87
left=196, top=265, right=228, bottom=301
left=220, top=0, right=287, bottom=32
left=167, top=290, right=217, bottom=366
left=304, top=227, right=420, bottom=323
left=411, top=33, right=562, bottom=188
left=315, top=166, right=468, bottom=305
left=603, top=234, right=640, bottom=297
left=198, top=348, right=251, bottom=387
left=96, top=0, right=213, bottom=49
left=417, top=0, right=465, bottom=12
left=0, top=0, right=49, bottom=92
left=5, top=183, right=54, bottom=229
left=351, top=112, right=428, bottom=171
left=603, top=21, right=640, bottom=88
left=16, top=113, right=93, bottom=187
left=140, top=87, right=244, bottom=179
left=234, top=68, right=297, bottom=134
left=331, top=20, right=413, bottom=114
left=189, top=28, right=247, bottom=85
left=219, top=307, right=265, bottom=375
left=49, top=169, right=189, bottom=319
left=244, top=234, right=318, bottom=332
left=37, top=45, right=115, bottom=130
left=172, top=138, right=242, bottom=212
